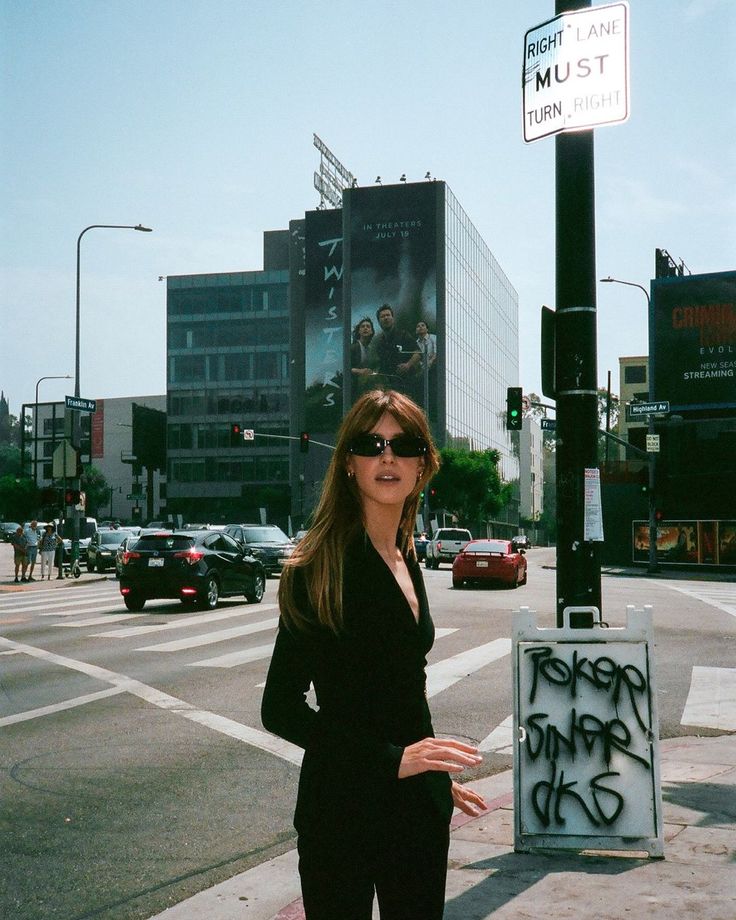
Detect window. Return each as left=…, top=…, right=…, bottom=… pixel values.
left=624, top=365, right=647, bottom=384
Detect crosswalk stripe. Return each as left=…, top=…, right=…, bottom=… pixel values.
left=43, top=603, right=127, bottom=618
left=0, top=687, right=127, bottom=727
left=478, top=715, right=514, bottom=754
left=135, top=618, right=279, bottom=652
left=680, top=666, right=736, bottom=731
left=0, top=592, right=119, bottom=614
left=662, top=583, right=736, bottom=619
left=57, top=613, right=143, bottom=627
left=189, top=642, right=276, bottom=669
left=89, top=603, right=278, bottom=638
left=426, top=638, right=511, bottom=698
left=192, top=627, right=458, bottom=671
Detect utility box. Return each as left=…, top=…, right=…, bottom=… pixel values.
left=513, top=605, right=664, bottom=857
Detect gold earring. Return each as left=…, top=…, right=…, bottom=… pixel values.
left=348, top=470, right=354, bottom=479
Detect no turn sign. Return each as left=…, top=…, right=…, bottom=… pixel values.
left=523, top=1, right=629, bottom=142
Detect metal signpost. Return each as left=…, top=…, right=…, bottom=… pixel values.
left=525, top=0, right=630, bottom=626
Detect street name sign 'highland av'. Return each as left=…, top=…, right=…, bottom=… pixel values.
left=523, top=1, right=629, bottom=142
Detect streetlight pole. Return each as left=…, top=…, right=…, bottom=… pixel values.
left=72, top=224, right=152, bottom=563
left=34, top=375, right=72, bottom=486
left=600, top=276, right=659, bottom=574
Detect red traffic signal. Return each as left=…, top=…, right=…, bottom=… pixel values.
left=64, top=489, right=81, bottom=505
left=300, top=431, right=310, bottom=454
left=230, top=423, right=243, bottom=446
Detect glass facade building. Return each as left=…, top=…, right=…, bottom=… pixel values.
left=166, top=269, right=291, bottom=521
left=443, top=184, right=519, bottom=482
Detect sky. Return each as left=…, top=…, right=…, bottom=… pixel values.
left=1, top=0, right=734, bottom=420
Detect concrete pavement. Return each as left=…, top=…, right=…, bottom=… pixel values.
left=149, top=733, right=736, bottom=920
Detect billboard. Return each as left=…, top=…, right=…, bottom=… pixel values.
left=304, top=209, right=344, bottom=431
left=343, top=182, right=440, bottom=425
left=650, top=271, right=736, bottom=411
left=632, top=519, right=736, bottom=567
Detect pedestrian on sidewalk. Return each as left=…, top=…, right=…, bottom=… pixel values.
left=24, top=519, right=40, bottom=581
left=39, top=524, right=61, bottom=580
left=10, top=526, right=28, bottom=582
left=262, top=389, right=486, bottom=920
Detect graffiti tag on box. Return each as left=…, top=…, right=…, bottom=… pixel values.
left=518, top=641, right=656, bottom=837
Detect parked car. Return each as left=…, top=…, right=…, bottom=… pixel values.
left=1, top=522, right=21, bottom=542
left=425, top=528, right=473, bottom=569
left=452, top=539, right=528, bottom=589
left=119, top=530, right=266, bottom=611
left=413, top=532, right=429, bottom=561
left=223, top=524, right=295, bottom=576
left=87, top=528, right=135, bottom=573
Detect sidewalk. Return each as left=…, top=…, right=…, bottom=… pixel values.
left=149, top=733, right=736, bottom=920
left=0, top=541, right=107, bottom=591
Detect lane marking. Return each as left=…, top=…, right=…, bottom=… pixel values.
left=426, top=638, right=511, bottom=698
left=661, top=583, right=736, bottom=619
left=43, top=604, right=128, bottom=618
left=0, top=586, right=116, bottom=603
left=0, top=687, right=126, bottom=727
left=0, top=635, right=303, bottom=764
left=90, top=603, right=278, bottom=638
left=680, top=666, right=736, bottom=731
left=135, top=618, right=279, bottom=652
left=0, top=593, right=120, bottom=614
left=478, top=714, right=514, bottom=754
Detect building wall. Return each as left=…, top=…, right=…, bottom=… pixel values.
left=33, top=395, right=166, bottom=521
left=519, top=417, right=544, bottom=521
left=617, top=355, right=649, bottom=459
left=444, top=185, right=519, bottom=482
left=166, top=270, right=291, bottom=523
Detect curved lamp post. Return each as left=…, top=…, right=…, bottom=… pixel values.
left=600, top=276, right=658, bottom=574
left=71, top=224, right=153, bottom=563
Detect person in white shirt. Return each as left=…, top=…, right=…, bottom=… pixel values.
left=23, top=520, right=41, bottom=581
left=415, top=322, right=437, bottom=370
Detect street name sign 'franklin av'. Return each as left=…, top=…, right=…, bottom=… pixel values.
left=523, top=1, right=629, bottom=143
left=65, top=395, right=97, bottom=413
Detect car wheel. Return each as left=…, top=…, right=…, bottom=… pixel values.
left=245, top=572, right=265, bottom=604
left=200, top=574, right=220, bottom=609
left=123, top=593, right=146, bottom=611
left=452, top=577, right=464, bottom=589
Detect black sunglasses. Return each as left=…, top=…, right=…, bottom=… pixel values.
left=347, top=433, right=429, bottom=458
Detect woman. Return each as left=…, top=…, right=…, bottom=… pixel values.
left=39, top=524, right=61, bottom=581
left=350, top=317, right=376, bottom=395
left=262, top=389, right=485, bottom=920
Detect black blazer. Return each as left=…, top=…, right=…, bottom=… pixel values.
left=261, top=533, right=453, bottom=835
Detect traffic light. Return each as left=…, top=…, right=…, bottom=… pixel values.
left=230, top=423, right=243, bottom=446
left=300, top=431, right=310, bottom=454
left=506, top=387, right=523, bottom=431
left=64, top=489, right=81, bottom=506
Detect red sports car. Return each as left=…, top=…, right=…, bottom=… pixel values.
left=452, top=539, right=527, bottom=589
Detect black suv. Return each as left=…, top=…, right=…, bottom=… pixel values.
left=87, top=529, right=135, bottom=573
left=224, top=524, right=294, bottom=576
left=119, top=530, right=266, bottom=611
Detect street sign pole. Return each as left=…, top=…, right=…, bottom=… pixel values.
left=554, top=0, right=601, bottom=628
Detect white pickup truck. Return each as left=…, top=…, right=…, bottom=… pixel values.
left=425, top=527, right=472, bottom=569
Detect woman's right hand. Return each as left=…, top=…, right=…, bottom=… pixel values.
left=398, top=737, right=482, bottom=779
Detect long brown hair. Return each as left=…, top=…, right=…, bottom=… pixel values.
left=279, top=389, right=440, bottom=633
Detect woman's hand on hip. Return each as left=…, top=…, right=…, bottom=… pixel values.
left=451, top=780, right=487, bottom=816
left=398, top=737, right=482, bottom=779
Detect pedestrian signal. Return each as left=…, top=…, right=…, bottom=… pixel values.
left=300, top=431, right=310, bottom=454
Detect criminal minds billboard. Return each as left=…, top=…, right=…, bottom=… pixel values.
left=650, top=271, right=736, bottom=411
left=343, top=182, right=441, bottom=425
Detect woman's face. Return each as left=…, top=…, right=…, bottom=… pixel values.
left=346, top=412, right=424, bottom=512
left=416, top=321, right=428, bottom=337
left=358, top=320, right=373, bottom=340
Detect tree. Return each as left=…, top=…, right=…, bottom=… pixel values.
left=0, top=475, right=39, bottom=522
left=80, top=465, right=110, bottom=516
left=431, top=447, right=511, bottom=530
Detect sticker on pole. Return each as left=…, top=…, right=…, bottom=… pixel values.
left=522, top=1, right=630, bottom=143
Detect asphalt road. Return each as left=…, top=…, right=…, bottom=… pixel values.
left=1, top=548, right=734, bottom=920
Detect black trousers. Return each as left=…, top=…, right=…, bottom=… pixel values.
left=297, top=816, right=450, bottom=920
